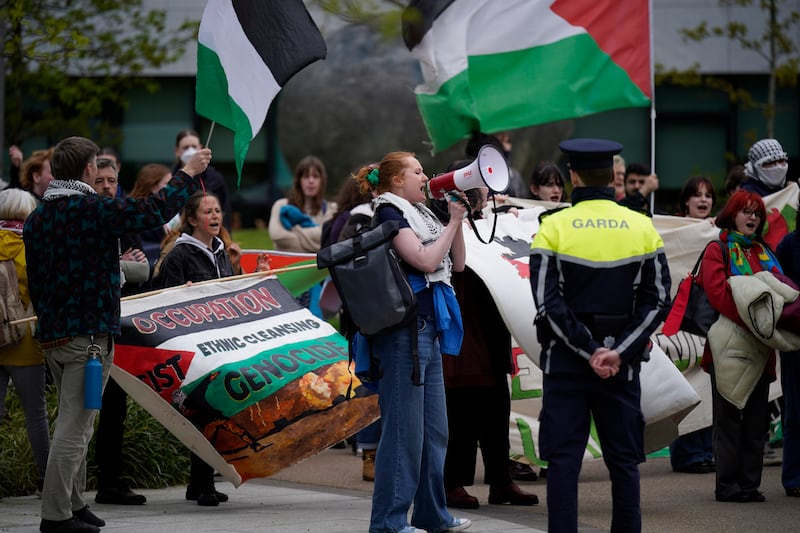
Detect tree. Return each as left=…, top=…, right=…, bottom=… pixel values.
left=671, top=0, right=800, bottom=138
left=309, top=0, right=405, bottom=30
left=0, top=0, right=197, bottom=153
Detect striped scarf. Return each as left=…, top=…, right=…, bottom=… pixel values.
left=722, top=229, right=782, bottom=276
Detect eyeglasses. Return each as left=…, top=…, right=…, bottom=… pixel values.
left=741, top=209, right=761, bottom=219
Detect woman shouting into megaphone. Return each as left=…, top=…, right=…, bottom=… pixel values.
left=352, top=152, right=472, bottom=533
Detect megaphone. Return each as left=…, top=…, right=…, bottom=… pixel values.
left=424, top=144, right=509, bottom=200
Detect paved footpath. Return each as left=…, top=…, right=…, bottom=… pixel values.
left=0, top=478, right=547, bottom=533
left=2, top=446, right=800, bottom=532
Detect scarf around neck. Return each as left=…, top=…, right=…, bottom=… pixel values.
left=374, top=192, right=451, bottom=286
left=42, top=179, right=96, bottom=201
left=0, top=220, right=25, bottom=234
left=722, top=229, right=782, bottom=277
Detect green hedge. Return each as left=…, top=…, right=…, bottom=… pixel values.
left=0, top=383, right=189, bottom=498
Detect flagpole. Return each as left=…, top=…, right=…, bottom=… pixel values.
left=205, top=121, right=216, bottom=148
left=649, top=0, right=656, bottom=214
left=120, top=263, right=320, bottom=301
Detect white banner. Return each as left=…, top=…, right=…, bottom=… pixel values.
left=465, top=184, right=800, bottom=458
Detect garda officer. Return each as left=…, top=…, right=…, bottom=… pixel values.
left=529, top=138, right=671, bottom=533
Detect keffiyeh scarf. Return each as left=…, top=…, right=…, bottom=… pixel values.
left=374, top=192, right=452, bottom=286
left=42, top=179, right=96, bottom=201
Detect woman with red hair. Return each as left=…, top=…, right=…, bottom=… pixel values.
left=699, top=190, right=783, bottom=503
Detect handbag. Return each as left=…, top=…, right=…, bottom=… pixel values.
left=662, top=241, right=726, bottom=337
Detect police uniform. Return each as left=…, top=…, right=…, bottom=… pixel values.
left=529, top=139, right=671, bottom=533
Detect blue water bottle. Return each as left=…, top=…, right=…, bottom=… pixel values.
left=84, top=340, right=103, bottom=410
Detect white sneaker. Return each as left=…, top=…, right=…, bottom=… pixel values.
left=443, top=518, right=471, bottom=532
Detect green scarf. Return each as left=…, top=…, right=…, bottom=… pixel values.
left=721, top=230, right=782, bottom=276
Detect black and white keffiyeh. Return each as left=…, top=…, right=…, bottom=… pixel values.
left=374, top=192, right=452, bottom=286
left=42, top=179, right=96, bottom=201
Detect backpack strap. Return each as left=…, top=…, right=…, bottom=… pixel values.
left=717, top=240, right=728, bottom=271
left=368, top=338, right=383, bottom=384
left=410, top=320, right=421, bottom=386
left=373, top=203, right=422, bottom=386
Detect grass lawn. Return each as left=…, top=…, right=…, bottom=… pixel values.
left=232, top=228, right=273, bottom=250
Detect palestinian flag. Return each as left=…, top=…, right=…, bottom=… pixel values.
left=402, top=0, right=652, bottom=152
left=239, top=250, right=327, bottom=296
left=196, top=0, right=326, bottom=179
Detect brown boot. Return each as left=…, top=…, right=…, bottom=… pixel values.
left=488, top=482, right=539, bottom=506
left=509, top=459, right=538, bottom=481
left=446, top=486, right=480, bottom=509
left=362, top=449, right=376, bottom=481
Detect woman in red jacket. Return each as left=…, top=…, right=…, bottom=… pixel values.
left=699, top=190, right=782, bottom=503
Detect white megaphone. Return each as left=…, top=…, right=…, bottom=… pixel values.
left=424, top=144, right=509, bottom=200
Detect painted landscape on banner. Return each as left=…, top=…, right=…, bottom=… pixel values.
left=113, top=276, right=378, bottom=486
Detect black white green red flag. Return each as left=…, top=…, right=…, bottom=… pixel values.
left=403, top=0, right=652, bottom=152
left=196, top=0, right=326, bottom=178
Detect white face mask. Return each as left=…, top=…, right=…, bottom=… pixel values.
left=180, top=147, right=198, bottom=165
left=756, top=162, right=788, bottom=189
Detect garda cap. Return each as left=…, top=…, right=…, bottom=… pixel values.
left=559, top=138, right=624, bottom=170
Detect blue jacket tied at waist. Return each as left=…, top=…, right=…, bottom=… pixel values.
left=409, top=274, right=464, bottom=356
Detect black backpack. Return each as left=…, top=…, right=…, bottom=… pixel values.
left=316, top=218, right=421, bottom=384
left=317, top=219, right=416, bottom=336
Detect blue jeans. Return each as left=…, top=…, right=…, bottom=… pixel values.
left=369, top=316, right=454, bottom=533
left=357, top=420, right=381, bottom=451
left=669, top=427, right=713, bottom=470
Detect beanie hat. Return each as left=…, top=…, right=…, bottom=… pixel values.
left=748, top=139, right=787, bottom=166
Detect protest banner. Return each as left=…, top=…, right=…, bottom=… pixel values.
left=109, top=184, right=797, bottom=479
left=464, top=205, right=700, bottom=455
left=113, top=274, right=378, bottom=486
left=479, top=183, right=798, bottom=462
